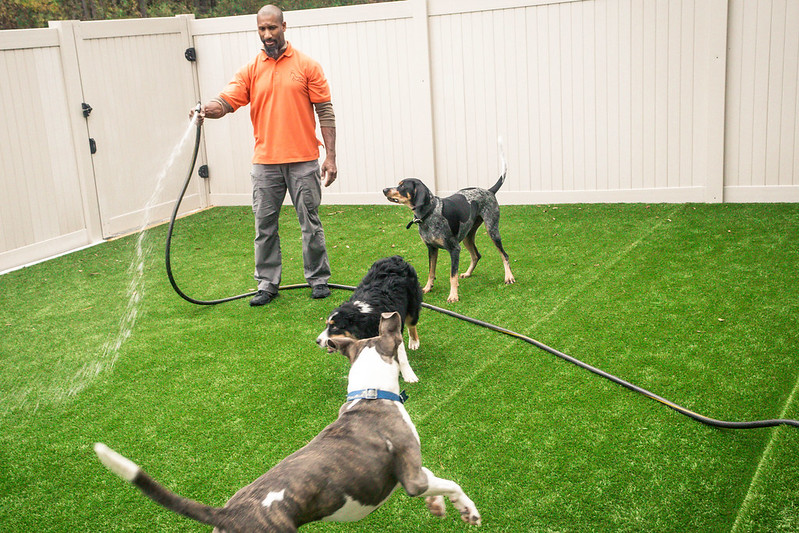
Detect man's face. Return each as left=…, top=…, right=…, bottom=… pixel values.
left=258, top=12, right=286, bottom=58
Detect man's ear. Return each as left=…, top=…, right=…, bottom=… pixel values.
left=326, top=337, right=358, bottom=362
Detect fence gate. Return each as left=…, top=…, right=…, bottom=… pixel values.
left=60, top=17, right=205, bottom=238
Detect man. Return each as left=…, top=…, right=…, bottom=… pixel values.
left=192, top=4, right=336, bottom=306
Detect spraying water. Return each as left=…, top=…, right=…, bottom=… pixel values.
left=62, top=115, right=200, bottom=404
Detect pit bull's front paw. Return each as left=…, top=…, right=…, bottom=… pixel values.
left=461, top=509, right=480, bottom=526
left=401, top=367, right=419, bottom=383
left=426, top=495, right=446, bottom=517
left=408, top=338, right=420, bottom=350
left=452, top=494, right=480, bottom=526
left=422, top=284, right=433, bottom=294
left=447, top=293, right=459, bottom=303
left=460, top=506, right=481, bottom=526
left=505, top=275, right=516, bottom=285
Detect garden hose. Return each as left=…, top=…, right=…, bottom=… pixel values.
left=165, top=105, right=257, bottom=305
left=165, top=111, right=799, bottom=430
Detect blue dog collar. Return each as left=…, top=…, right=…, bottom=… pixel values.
left=347, top=389, right=408, bottom=404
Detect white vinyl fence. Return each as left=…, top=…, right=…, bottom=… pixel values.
left=1, top=0, right=798, bottom=273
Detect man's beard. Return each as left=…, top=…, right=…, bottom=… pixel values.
left=264, top=42, right=282, bottom=59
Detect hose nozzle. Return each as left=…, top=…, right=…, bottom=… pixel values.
left=191, top=102, right=203, bottom=126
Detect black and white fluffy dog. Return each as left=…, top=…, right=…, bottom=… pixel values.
left=316, top=256, right=422, bottom=382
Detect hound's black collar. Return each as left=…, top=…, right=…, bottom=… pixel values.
left=406, top=202, right=435, bottom=229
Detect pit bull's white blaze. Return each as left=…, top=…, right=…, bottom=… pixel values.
left=262, top=489, right=285, bottom=508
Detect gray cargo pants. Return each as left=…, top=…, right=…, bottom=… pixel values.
left=251, top=160, right=331, bottom=295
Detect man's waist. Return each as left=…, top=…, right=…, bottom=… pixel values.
left=251, top=143, right=322, bottom=165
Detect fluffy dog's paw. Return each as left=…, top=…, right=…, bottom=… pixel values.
left=426, top=496, right=446, bottom=517
left=408, top=338, right=420, bottom=350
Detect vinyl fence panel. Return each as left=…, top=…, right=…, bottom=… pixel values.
left=71, top=17, right=204, bottom=237
left=0, top=28, right=94, bottom=272
left=428, top=0, right=726, bottom=204
left=725, top=0, right=799, bottom=202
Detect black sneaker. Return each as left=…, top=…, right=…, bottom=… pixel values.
left=311, top=284, right=331, bottom=299
left=250, top=290, right=277, bottom=307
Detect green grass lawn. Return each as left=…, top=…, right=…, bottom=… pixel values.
left=1, top=203, right=798, bottom=532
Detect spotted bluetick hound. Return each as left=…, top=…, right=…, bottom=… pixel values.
left=383, top=146, right=515, bottom=302
left=94, top=313, right=481, bottom=531
left=316, top=255, right=422, bottom=383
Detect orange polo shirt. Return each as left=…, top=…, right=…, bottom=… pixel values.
left=218, top=42, right=331, bottom=164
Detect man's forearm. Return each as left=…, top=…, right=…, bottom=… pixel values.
left=204, top=97, right=232, bottom=119
left=321, top=126, right=336, bottom=157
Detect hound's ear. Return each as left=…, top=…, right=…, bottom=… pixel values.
left=326, top=337, right=359, bottom=362
left=378, top=311, right=402, bottom=337
left=412, top=182, right=430, bottom=209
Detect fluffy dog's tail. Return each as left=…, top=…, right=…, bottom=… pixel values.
left=94, top=443, right=236, bottom=530
left=489, top=136, right=507, bottom=195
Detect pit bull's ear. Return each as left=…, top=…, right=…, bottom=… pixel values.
left=326, top=337, right=358, bottom=362
left=378, top=311, right=402, bottom=337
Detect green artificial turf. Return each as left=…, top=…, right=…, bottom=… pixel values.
left=1, top=203, right=798, bottom=532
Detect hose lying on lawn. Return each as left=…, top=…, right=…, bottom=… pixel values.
left=165, top=114, right=799, bottom=431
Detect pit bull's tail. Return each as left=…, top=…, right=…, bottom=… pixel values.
left=489, top=136, right=507, bottom=195
left=94, top=443, right=235, bottom=530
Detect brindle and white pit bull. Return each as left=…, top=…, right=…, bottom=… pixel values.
left=94, top=312, right=481, bottom=532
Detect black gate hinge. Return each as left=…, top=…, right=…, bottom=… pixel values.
left=185, top=47, right=196, bottom=62
left=89, top=138, right=97, bottom=154
left=198, top=165, right=209, bottom=178
left=82, top=103, right=92, bottom=118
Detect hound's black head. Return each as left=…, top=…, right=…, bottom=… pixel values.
left=383, top=178, right=432, bottom=211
